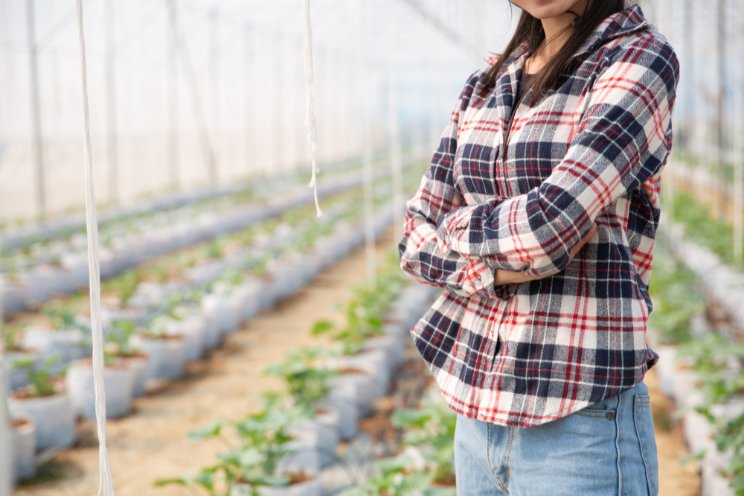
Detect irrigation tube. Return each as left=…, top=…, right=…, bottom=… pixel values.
left=74, top=1, right=116, bottom=495
left=302, top=0, right=323, bottom=217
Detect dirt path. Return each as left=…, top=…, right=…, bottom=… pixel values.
left=16, top=224, right=402, bottom=496
left=646, top=365, right=702, bottom=496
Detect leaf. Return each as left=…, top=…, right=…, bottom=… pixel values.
left=188, top=421, right=224, bottom=440
left=310, top=319, right=334, bottom=336
left=153, top=477, right=190, bottom=487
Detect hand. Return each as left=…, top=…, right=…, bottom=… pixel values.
left=493, top=223, right=597, bottom=286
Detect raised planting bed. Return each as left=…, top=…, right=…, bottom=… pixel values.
left=152, top=249, right=441, bottom=495
left=2, top=155, right=415, bottom=315
left=3, top=175, right=422, bottom=483
left=1, top=171, right=417, bottom=396
left=6, top=356, right=76, bottom=451
left=650, top=225, right=744, bottom=495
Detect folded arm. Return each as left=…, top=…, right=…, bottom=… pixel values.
left=436, top=35, right=680, bottom=278
left=397, top=69, right=512, bottom=300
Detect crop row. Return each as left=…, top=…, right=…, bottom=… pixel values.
left=4, top=166, right=419, bottom=485
left=649, top=221, right=744, bottom=496
left=2, top=153, right=399, bottom=315
left=153, top=248, right=446, bottom=495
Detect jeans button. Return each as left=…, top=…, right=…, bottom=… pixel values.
left=606, top=411, right=615, bottom=420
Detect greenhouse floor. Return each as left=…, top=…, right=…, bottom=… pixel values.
left=646, top=362, right=702, bottom=495
left=14, top=224, right=403, bottom=496
left=13, top=222, right=702, bottom=496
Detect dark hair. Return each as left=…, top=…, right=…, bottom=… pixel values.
left=478, top=0, right=628, bottom=104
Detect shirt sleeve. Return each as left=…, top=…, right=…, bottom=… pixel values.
left=436, top=34, right=680, bottom=278
left=397, top=69, right=512, bottom=300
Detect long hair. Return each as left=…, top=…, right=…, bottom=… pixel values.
left=478, top=0, right=628, bottom=103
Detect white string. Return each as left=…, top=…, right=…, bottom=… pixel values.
left=74, top=1, right=115, bottom=495
left=302, top=0, right=323, bottom=217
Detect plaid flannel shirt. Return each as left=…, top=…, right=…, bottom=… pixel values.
left=397, top=3, right=679, bottom=427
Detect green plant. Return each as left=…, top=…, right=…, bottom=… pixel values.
left=155, top=406, right=306, bottom=496
left=312, top=256, right=406, bottom=354
left=140, top=313, right=176, bottom=340
left=204, top=240, right=225, bottom=260
left=339, top=454, right=446, bottom=496
left=217, top=268, right=245, bottom=288
left=10, top=356, right=61, bottom=398
left=252, top=254, right=272, bottom=277
left=105, top=270, right=140, bottom=306
left=42, top=306, right=89, bottom=333
left=41, top=306, right=92, bottom=351
left=1, top=321, right=23, bottom=352
left=106, top=319, right=138, bottom=359
left=391, top=399, right=457, bottom=486
left=262, top=347, right=338, bottom=413
left=648, top=238, right=704, bottom=344
left=715, top=410, right=744, bottom=493
left=143, top=264, right=170, bottom=284
left=677, top=333, right=744, bottom=493
left=168, top=288, right=207, bottom=310
left=4, top=257, right=20, bottom=281
left=668, top=191, right=744, bottom=269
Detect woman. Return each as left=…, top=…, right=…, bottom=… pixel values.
left=397, top=0, right=679, bottom=494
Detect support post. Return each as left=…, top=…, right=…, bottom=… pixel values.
left=715, top=0, right=727, bottom=219
left=25, top=0, right=46, bottom=223
left=105, top=0, right=119, bottom=206
left=167, top=3, right=180, bottom=190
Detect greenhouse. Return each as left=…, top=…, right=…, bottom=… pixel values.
left=0, top=0, right=743, bottom=495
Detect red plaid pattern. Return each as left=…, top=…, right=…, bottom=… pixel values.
left=397, top=3, right=679, bottom=427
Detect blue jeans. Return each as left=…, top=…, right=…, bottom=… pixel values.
left=454, top=380, right=659, bottom=495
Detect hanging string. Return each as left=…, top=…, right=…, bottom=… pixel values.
left=302, top=0, right=322, bottom=217
left=74, top=1, right=115, bottom=495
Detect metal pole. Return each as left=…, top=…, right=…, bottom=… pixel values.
left=274, top=32, right=284, bottom=173
left=166, top=0, right=218, bottom=186
left=167, top=3, right=180, bottom=191
left=209, top=9, right=220, bottom=179
left=284, top=37, right=297, bottom=172
left=715, top=0, right=727, bottom=220
left=733, top=1, right=744, bottom=261
left=362, top=65, right=377, bottom=288
left=295, top=38, right=305, bottom=172
left=25, top=0, right=46, bottom=223
left=388, top=71, right=404, bottom=239
left=253, top=34, right=264, bottom=179
left=383, top=3, right=404, bottom=236
left=105, top=0, right=119, bottom=206
left=345, top=56, right=354, bottom=162
left=243, top=24, right=252, bottom=175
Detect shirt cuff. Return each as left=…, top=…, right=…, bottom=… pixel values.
left=459, top=257, right=515, bottom=300
left=436, top=204, right=479, bottom=254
